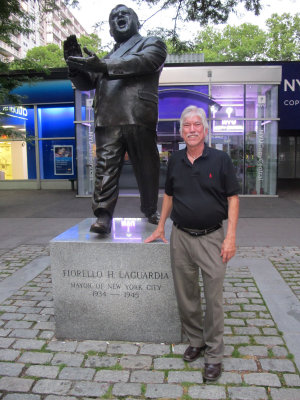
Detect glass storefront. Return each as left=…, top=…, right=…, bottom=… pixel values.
left=0, top=104, right=76, bottom=183
left=75, top=80, right=279, bottom=196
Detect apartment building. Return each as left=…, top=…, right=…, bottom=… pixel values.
left=0, top=0, right=87, bottom=61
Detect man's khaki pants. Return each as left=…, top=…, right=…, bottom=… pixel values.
left=170, top=224, right=226, bottom=364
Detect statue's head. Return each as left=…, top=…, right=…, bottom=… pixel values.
left=109, top=4, right=141, bottom=43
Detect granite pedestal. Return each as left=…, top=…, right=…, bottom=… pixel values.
left=50, top=218, right=182, bottom=343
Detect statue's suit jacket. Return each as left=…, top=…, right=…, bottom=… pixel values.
left=70, top=33, right=167, bottom=130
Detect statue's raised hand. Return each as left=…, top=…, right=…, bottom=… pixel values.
left=63, top=35, right=82, bottom=60
left=67, top=47, right=107, bottom=73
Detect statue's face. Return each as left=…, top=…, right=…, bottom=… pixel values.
left=109, top=5, right=139, bottom=43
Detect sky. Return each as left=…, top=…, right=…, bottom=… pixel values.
left=71, top=0, right=298, bottom=48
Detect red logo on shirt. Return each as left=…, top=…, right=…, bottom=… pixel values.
left=209, top=173, right=212, bottom=178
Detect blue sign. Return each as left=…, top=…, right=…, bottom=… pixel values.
left=278, top=62, right=300, bottom=131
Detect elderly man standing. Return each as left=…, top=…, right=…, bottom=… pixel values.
left=64, top=4, right=167, bottom=234
left=145, top=105, right=239, bottom=381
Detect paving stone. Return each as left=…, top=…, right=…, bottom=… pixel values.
left=9, top=329, right=39, bottom=338
left=154, top=357, right=185, bottom=370
left=43, top=396, right=77, bottom=400
left=51, top=352, right=84, bottom=367
left=238, top=345, right=268, bottom=356
left=0, top=377, right=34, bottom=392
left=237, top=292, right=261, bottom=298
left=76, top=340, right=107, bottom=353
left=33, top=379, right=72, bottom=395
left=59, top=367, right=95, bottom=381
left=5, top=320, right=33, bottom=329
left=120, top=355, right=152, bottom=370
left=244, top=372, right=281, bottom=387
left=284, top=374, right=300, bottom=386
left=247, top=318, right=275, bottom=327
left=230, top=312, right=256, bottom=318
left=95, top=370, right=130, bottom=383
left=218, top=372, right=242, bottom=384
left=254, top=336, right=284, bottom=345
left=234, top=327, right=261, bottom=335
left=1, top=313, right=25, bottom=320
left=39, top=331, right=55, bottom=340
left=84, top=356, right=118, bottom=368
left=228, top=386, right=267, bottom=400
left=0, top=362, right=24, bottom=377
left=18, top=307, right=43, bottom=314
left=19, top=351, right=53, bottom=364
left=0, top=349, right=20, bottom=361
left=168, top=371, right=203, bottom=383
left=260, top=358, right=295, bottom=372
left=271, top=388, right=300, bottom=400
left=130, top=371, right=164, bottom=383
left=69, top=381, right=109, bottom=397
left=46, top=341, right=77, bottom=352
left=25, top=365, right=59, bottom=379
left=145, top=383, right=183, bottom=398
left=224, top=318, right=245, bottom=326
left=112, top=383, right=141, bottom=397
left=189, top=385, right=226, bottom=399
left=12, top=339, right=45, bottom=350
left=3, top=395, right=41, bottom=400
left=272, top=346, right=288, bottom=357
left=0, top=329, right=12, bottom=337
left=23, top=314, right=50, bottom=322
left=0, top=306, right=18, bottom=313
left=0, top=338, right=15, bottom=348
left=34, top=322, right=55, bottom=330
left=262, top=328, right=278, bottom=335
left=107, top=343, right=139, bottom=355
left=139, top=343, right=170, bottom=355
left=243, top=305, right=267, bottom=311
left=223, top=358, right=258, bottom=371
left=224, top=336, right=250, bottom=344
left=172, top=344, right=188, bottom=355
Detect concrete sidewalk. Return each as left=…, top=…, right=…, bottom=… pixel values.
left=0, top=188, right=299, bottom=399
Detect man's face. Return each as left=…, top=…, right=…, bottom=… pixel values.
left=181, top=113, right=208, bottom=148
left=109, top=6, right=139, bottom=43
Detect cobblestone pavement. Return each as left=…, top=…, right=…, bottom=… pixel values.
left=0, top=246, right=49, bottom=283
left=0, top=245, right=300, bottom=399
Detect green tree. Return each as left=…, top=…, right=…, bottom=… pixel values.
left=265, top=13, right=300, bottom=60
left=12, top=44, right=65, bottom=69
left=136, top=0, right=262, bottom=38
left=78, top=34, right=107, bottom=58
left=195, top=23, right=267, bottom=61
left=0, top=0, right=78, bottom=138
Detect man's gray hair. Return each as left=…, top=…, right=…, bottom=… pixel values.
left=179, top=105, right=209, bottom=136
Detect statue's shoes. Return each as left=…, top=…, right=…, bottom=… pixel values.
left=90, top=212, right=112, bottom=234
left=147, top=211, right=160, bottom=225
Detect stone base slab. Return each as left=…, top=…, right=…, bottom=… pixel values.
left=50, top=218, right=182, bottom=343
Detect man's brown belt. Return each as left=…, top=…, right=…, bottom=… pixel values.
left=173, top=222, right=222, bottom=237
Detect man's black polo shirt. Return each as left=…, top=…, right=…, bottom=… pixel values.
left=165, top=144, right=240, bottom=229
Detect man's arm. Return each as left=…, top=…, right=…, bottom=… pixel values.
left=144, top=193, right=173, bottom=243
left=220, top=194, right=239, bottom=263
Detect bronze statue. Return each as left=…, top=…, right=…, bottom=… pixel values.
left=64, top=4, right=167, bottom=234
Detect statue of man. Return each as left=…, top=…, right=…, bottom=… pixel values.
left=64, top=4, right=167, bottom=234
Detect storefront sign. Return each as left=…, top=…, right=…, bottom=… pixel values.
left=54, top=145, right=74, bottom=175
left=278, top=62, right=300, bottom=130
left=0, top=106, right=28, bottom=119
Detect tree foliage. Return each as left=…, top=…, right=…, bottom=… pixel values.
left=194, top=23, right=267, bottom=61
left=136, top=0, right=262, bottom=37
left=193, top=12, right=300, bottom=61
left=265, top=13, right=300, bottom=60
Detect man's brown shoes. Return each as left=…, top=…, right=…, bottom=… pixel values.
left=183, top=345, right=206, bottom=362
left=204, top=363, right=222, bottom=381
